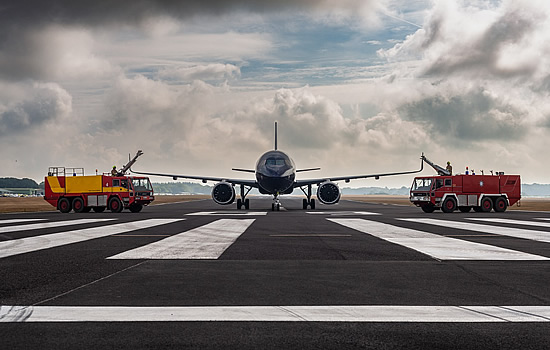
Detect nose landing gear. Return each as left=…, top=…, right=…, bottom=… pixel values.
left=272, top=193, right=281, bottom=211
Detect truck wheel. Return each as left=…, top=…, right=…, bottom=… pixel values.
left=458, top=206, right=471, bottom=213
left=481, top=197, right=493, bottom=212
left=72, top=197, right=85, bottom=213
left=58, top=198, right=71, bottom=213
left=421, top=205, right=435, bottom=213
left=129, top=204, right=143, bottom=213
left=441, top=197, right=457, bottom=213
left=108, top=197, right=123, bottom=213
left=494, top=197, right=507, bottom=212
left=93, top=206, right=106, bottom=213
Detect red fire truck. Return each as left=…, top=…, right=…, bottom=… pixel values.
left=410, top=155, right=521, bottom=213
left=43, top=151, right=154, bottom=213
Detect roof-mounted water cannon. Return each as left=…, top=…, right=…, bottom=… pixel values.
left=121, top=150, right=144, bottom=175
left=420, top=153, right=451, bottom=176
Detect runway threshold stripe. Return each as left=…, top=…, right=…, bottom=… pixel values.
left=469, top=218, right=550, bottom=228
left=328, top=219, right=548, bottom=261
left=400, top=218, right=550, bottom=244
left=0, top=219, right=182, bottom=259
left=2, top=305, right=549, bottom=323
left=0, top=218, right=114, bottom=234
left=107, top=219, right=255, bottom=259
left=0, top=219, right=46, bottom=225
left=186, top=212, right=267, bottom=216
left=307, top=211, right=381, bottom=216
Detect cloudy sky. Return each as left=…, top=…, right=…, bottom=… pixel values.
left=1, top=0, right=549, bottom=187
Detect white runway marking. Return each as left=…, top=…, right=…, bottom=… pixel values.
left=0, top=219, right=46, bottom=225
left=401, top=218, right=550, bottom=244
left=307, top=211, right=381, bottom=216
left=186, top=211, right=267, bottom=216
left=0, top=219, right=183, bottom=259
left=2, top=305, right=549, bottom=322
left=538, top=218, right=550, bottom=221
left=0, top=218, right=114, bottom=234
left=469, top=218, right=550, bottom=228
left=108, top=219, right=255, bottom=259
left=329, top=219, right=548, bottom=260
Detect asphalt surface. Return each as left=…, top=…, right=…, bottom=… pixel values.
left=1, top=197, right=550, bottom=349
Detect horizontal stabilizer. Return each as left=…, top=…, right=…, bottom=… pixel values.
left=232, top=168, right=256, bottom=173
left=296, top=167, right=321, bottom=173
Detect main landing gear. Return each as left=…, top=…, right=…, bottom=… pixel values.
left=236, top=184, right=251, bottom=210
left=300, top=184, right=315, bottom=210
left=272, top=194, right=281, bottom=211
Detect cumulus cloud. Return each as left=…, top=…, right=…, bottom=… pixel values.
left=157, top=63, right=241, bottom=82
left=0, top=82, right=72, bottom=136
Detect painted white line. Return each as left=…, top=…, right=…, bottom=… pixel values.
left=1, top=305, right=549, bottom=322
left=307, top=211, right=381, bottom=216
left=0, top=218, right=114, bottom=234
left=400, top=218, right=550, bottom=244
left=108, top=219, right=255, bottom=259
left=536, top=218, right=550, bottom=221
left=186, top=211, right=267, bottom=216
left=0, top=219, right=183, bottom=259
left=469, top=218, right=550, bottom=228
left=0, top=219, right=46, bottom=225
left=328, top=219, right=548, bottom=261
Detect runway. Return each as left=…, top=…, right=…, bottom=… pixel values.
left=1, top=197, right=549, bottom=349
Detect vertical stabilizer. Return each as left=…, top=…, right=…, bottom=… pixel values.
left=274, top=121, right=278, bottom=150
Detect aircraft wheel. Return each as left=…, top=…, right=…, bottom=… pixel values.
left=310, top=199, right=315, bottom=210
left=473, top=206, right=483, bottom=213
left=458, top=206, right=471, bottom=213
left=93, top=206, right=106, bottom=213
left=109, top=197, right=123, bottom=213
left=244, top=198, right=250, bottom=210
left=72, top=197, right=85, bottom=213
left=494, top=197, right=507, bottom=212
left=272, top=203, right=275, bottom=211
left=481, top=197, right=493, bottom=212
left=237, top=198, right=242, bottom=210
left=276, top=203, right=280, bottom=211
left=58, top=198, right=72, bottom=213
left=303, top=199, right=308, bottom=210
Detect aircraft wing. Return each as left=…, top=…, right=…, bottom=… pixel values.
left=293, top=157, right=424, bottom=187
left=130, top=169, right=258, bottom=187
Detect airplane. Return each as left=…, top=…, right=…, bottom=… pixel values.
left=132, top=122, right=424, bottom=211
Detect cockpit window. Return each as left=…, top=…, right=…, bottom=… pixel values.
left=266, top=158, right=286, bottom=166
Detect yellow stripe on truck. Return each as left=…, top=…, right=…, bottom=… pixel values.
left=46, top=176, right=65, bottom=194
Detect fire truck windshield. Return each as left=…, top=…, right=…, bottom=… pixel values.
left=412, top=178, right=433, bottom=191
left=132, top=178, right=152, bottom=191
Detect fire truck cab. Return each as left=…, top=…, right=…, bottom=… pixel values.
left=410, top=155, right=520, bottom=213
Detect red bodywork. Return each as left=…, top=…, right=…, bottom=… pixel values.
left=410, top=174, right=520, bottom=213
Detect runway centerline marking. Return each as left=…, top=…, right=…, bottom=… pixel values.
left=270, top=234, right=352, bottom=237
left=469, top=218, right=550, bottom=228
left=0, top=219, right=46, bottom=225
left=0, top=218, right=115, bottom=234
left=186, top=211, right=267, bottom=216
left=2, top=305, right=549, bottom=322
left=0, top=219, right=183, bottom=259
left=401, top=218, right=550, bottom=244
left=307, top=211, right=381, bottom=216
left=329, top=219, right=549, bottom=261
left=107, top=219, right=255, bottom=259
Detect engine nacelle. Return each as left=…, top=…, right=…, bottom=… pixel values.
left=316, top=181, right=341, bottom=205
left=211, top=182, right=235, bottom=205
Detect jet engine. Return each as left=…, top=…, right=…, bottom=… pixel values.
left=316, top=181, right=341, bottom=205
left=211, top=182, right=235, bottom=205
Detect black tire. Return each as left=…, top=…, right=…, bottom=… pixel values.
left=421, top=205, right=435, bottom=213
left=93, top=206, right=106, bottom=213
left=473, top=206, right=483, bottom=212
left=129, top=204, right=143, bottom=213
left=58, top=198, right=71, bottom=213
left=272, top=203, right=275, bottom=211
left=303, top=199, right=308, bottom=210
left=82, top=207, right=92, bottom=213
left=310, top=199, right=315, bottom=210
left=276, top=203, right=280, bottom=211
left=244, top=198, right=250, bottom=210
left=494, top=197, right=507, bottom=212
left=109, top=197, right=123, bottom=213
left=237, top=198, right=242, bottom=210
left=481, top=197, right=493, bottom=212
left=441, top=197, right=457, bottom=213
left=458, top=206, right=471, bottom=213
left=72, top=197, right=85, bottom=213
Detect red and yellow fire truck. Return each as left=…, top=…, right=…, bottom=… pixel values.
left=43, top=151, right=154, bottom=213
left=410, top=155, right=520, bottom=213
